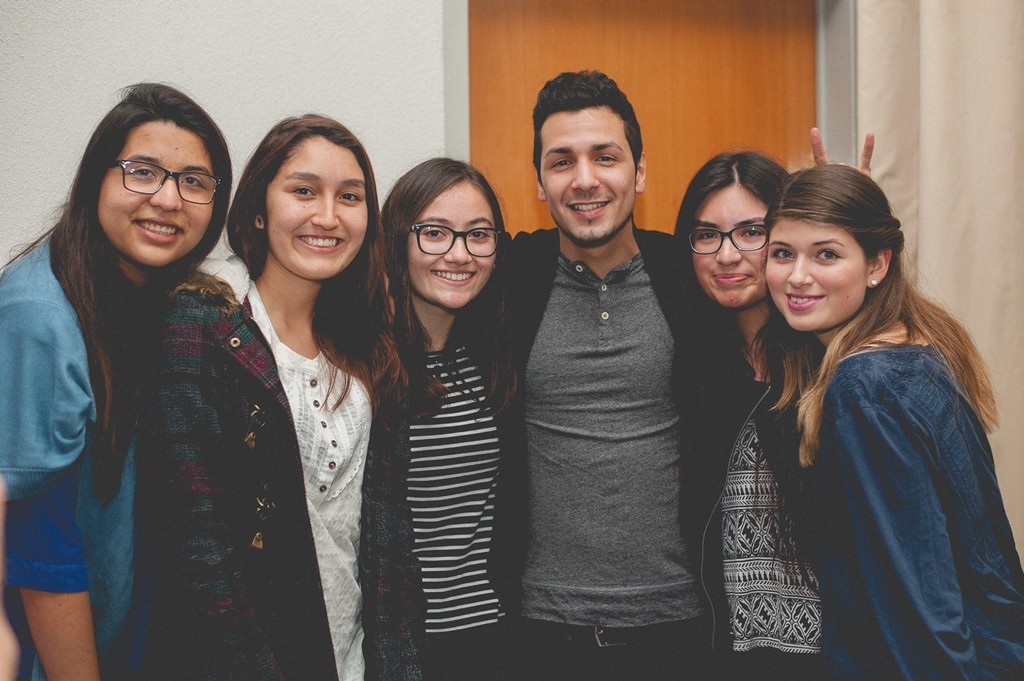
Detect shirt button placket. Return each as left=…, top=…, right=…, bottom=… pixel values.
left=599, top=281, right=609, bottom=322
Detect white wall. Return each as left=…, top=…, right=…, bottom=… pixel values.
left=0, top=1, right=457, bottom=261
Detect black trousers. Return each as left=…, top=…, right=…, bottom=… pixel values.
left=504, top=616, right=712, bottom=681
left=420, top=618, right=513, bottom=681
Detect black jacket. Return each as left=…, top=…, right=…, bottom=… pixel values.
left=676, top=300, right=812, bottom=659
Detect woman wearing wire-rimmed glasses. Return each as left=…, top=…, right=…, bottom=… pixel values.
left=0, top=83, right=231, bottom=681
left=361, top=158, right=519, bottom=681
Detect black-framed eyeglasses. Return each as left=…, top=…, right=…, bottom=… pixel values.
left=688, top=223, right=767, bottom=254
left=410, top=223, right=499, bottom=257
left=112, top=160, right=220, bottom=205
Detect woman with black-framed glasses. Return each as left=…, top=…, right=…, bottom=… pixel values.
left=673, top=150, right=827, bottom=681
left=672, top=139, right=874, bottom=680
left=361, top=158, right=519, bottom=681
left=0, top=82, right=231, bottom=680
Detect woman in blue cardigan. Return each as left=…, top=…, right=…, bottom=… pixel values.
left=0, top=83, right=231, bottom=680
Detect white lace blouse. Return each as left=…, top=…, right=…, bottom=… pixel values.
left=248, top=284, right=370, bottom=680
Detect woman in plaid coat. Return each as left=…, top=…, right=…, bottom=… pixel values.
left=139, top=115, right=403, bottom=680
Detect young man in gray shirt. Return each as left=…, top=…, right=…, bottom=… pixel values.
left=504, top=70, right=707, bottom=681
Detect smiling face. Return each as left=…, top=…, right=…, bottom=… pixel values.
left=259, top=136, right=367, bottom=292
left=408, top=181, right=497, bottom=335
left=96, top=120, right=215, bottom=283
left=766, top=218, right=889, bottom=345
left=536, top=106, right=646, bottom=259
left=691, top=185, right=769, bottom=312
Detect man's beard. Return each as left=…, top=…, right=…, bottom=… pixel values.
left=558, top=212, right=633, bottom=250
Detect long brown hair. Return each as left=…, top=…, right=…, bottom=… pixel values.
left=227, top=114, right=404, bottom=413
left=380, top=157, right=515, bottom=416
left=768, top=165, right=997, bottom=465
left=11, top=83, right=232, bottom=502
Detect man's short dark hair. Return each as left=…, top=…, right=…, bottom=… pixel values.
left=532, top=70, right=643, bottom=178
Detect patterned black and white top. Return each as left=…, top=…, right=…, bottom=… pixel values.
left=721, top=417, right=822, bottom=653
left=407, top=346, right=504, bottom=633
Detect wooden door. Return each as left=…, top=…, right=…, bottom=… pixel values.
left=468, top=0, right=816, bottom=234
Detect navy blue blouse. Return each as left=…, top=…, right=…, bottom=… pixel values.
left=815, top=345, right=1024, bottom=680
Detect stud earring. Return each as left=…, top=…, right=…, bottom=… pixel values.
left=869, top=278, right=878, bottom=287
left=255, top=216, right=265, bottom=229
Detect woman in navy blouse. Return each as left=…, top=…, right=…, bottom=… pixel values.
left=765, top=164, right=1024, bottom=679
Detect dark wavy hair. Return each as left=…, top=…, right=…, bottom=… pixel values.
left=532, top=70, right=643, bottom=178
left=227, top=114, right=404, bottom=414
left=675, top=151, right=789, bottom=239
left=12, top=82, right=232, bottom=502
left=381, top=157, right=515, bottom=416
left=672, top=150, right=818, bottom=564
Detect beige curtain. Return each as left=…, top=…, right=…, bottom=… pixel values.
left=857, top=0, right=1024, bottom=555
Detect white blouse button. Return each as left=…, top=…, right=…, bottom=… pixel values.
left=601, top=311, right=609, bottom=320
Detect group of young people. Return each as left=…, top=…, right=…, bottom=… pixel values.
left=0, top=70, right=1021, bottom=681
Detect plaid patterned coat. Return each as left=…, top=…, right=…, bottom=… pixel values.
left=138, top=278, right=338, bottom=680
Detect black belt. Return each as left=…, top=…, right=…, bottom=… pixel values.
left=526, top=618, right=690, bottom=648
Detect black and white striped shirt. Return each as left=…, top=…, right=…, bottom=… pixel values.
left=407, top=346, right=504, bottom=633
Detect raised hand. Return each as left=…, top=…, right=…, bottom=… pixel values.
left=811, top=127, right=875, bottom=175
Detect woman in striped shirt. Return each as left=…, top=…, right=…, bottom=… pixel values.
left=362, top=158, right=518, bottom=681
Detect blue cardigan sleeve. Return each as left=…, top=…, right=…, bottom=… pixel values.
left=817, top=376, right=980, bottom=679
left=0, top=294, right=94, bottom=500
left=0, top=252, right=94, bottom=595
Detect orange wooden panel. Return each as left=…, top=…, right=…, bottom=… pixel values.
left=468, top=0, right=816, bottom=234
